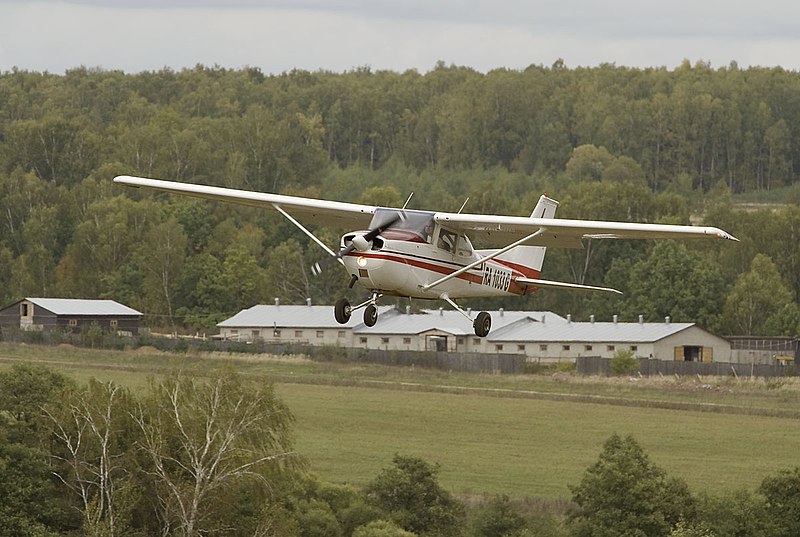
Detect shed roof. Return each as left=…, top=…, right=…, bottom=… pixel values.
left=24, top=298, right=142, bottom=316
left=487, top=318, right=695, bottom=343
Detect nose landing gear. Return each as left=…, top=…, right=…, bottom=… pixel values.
left=333, top=292, right=383, bottom=327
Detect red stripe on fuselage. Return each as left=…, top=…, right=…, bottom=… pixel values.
left=346, top=251, right=484, bottom=284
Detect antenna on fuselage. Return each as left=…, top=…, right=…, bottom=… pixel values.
left=402, top=192, right=414, bottom=210
left=457, top=197, right=470, bottom=214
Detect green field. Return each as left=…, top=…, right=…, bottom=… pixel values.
left=2, top=342, right=799, bottom=501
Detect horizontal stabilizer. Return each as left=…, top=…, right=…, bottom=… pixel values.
left=515, top=277, right=622, bottom=294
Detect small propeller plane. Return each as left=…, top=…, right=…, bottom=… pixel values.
left=114, top=175, right=737, bottom=337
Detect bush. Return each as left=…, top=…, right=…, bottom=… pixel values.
left=610, top=349, right=639, bottom=376
left=366, top=454, right=465, bottom=536
left=568, top=433, right=695, bottom=537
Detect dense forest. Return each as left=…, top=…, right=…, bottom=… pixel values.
left=1, top=61, right=799, bottom=335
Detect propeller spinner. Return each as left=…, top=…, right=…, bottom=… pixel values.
left=311, top=211, right=403, bottom=276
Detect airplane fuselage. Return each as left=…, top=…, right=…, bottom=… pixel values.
left=340, top=229, right=538, bottom=300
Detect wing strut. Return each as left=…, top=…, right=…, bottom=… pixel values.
left=272, top=204, right=342, bottom=264
left=421, top=229, right=546, bottom=291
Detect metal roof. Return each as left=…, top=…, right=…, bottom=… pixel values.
left=487, top=318, right=695, bottom=343
left=217, top=304, right=395, bottom=329
left=25, top=298, right=142, bottom=316
left=218, top=305, right=565, bottom=334
left=353, top=309, right=566, bottom=336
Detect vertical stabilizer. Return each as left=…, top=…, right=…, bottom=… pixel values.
left=495, top=194, right=558, bottom=276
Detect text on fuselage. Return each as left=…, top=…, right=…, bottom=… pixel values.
left=483, top=265, right=512, bottom=292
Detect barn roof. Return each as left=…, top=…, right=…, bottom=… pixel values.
left=24, top=298, right=142, bottom=316
left=487, top=318, right=695, bottom=343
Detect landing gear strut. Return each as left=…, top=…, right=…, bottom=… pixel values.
left=438, top=292, right=493, bottom=337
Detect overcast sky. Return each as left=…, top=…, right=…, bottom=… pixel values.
left=2, top=0, right=800, bottom=74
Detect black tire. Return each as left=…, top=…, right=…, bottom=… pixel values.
left=364, top=304, right=378, bottom=327
left=334, top=298, right=351, bottom=324
left=473, top=311, right=492, bottom=337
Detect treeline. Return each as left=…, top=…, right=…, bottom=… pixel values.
left=0, top=64, right=799, bottom=335
left=2, top=363, right=799, bottom=537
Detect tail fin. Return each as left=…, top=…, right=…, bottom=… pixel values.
left=495, top=194, right=558, bottom=277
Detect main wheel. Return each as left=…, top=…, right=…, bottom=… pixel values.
left=334, top=298, right=351, bottom=324
left=473, top=311, right=492, bottom=337
left=364, top=304, right=378, bottom=327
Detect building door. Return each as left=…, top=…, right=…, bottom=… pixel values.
left=429, top=336, right=448, bottom=352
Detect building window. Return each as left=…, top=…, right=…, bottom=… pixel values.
left=69, top=319, right=78, bottom=327
left=231, top=329, right=238, bottom=335
left=457, top=337, right=465, bottom=346
left=295, top=330, right=303, bottom=338
left=517, top=344, right=526, bottom=352
left=473, top=338, right=481, bottom=345
left=359, top=337, right=368, bottom=345
left=110, top=320, right=118, bottom=328
left=21, top=303, right=28, bottom=316
left=539, top=344, right=548, bottom=351
left=251, top=330, right=260, bottom=338
left=563, top=345, right=570, bottom=351
left=403, top=337, right=411, bottom=345
left=381, top=337, right=390, bottom=344
left=495, top=344, right=504, bottom=351
left=630, top=345, right=638, bottom=351
left=338, top=330, right=345, bottom=338
left=585, top=345, right=593, bottom=351
left=316, top=330, right=324, bottom=338
left=607, top=345, right=616, bottom=352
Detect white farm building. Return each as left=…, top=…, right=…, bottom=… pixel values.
left=217, top=303, right=732, bottom=363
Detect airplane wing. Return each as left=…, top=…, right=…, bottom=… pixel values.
left=435, top=212, right=738, bottom=247
left=113, top=176, right=376, bottom=230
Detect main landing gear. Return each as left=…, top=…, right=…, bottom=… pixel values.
left=334, top=292, right=383, bottom=327
left=440, top=293, right=492, bottom=338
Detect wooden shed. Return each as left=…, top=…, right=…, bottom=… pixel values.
left=0, top=298, right=142, bottom=336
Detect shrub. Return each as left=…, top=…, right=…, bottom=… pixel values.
left=610, top=349, right=639, bottom=376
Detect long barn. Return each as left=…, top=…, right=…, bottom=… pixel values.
left=0, top=298, right=142, bottom=336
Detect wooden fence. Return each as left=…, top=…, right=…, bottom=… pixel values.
left=576, top=356, right=798, bottom=378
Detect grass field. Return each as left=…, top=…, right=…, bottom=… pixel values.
left=2, top=342, right=799, bottom=501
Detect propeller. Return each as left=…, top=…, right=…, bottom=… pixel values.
left=311, top=211, right=403, bottom=276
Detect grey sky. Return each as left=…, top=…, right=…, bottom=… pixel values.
left=2, top=0, right=799, bottom=74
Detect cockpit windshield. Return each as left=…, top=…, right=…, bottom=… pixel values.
left=369, top=208, right=435, bottom=242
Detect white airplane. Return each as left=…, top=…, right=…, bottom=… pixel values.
left=113, top=175, right=737, bottom=337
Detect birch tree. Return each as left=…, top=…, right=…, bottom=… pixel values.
left=133, top=371, right=297, bottom=537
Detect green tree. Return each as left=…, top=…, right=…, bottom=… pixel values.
left=133, top=371, right=298, bottom=537
left=760, top=467, right=800, bottom=537
left=353, top=519, right=417, bottom=537
left=719, top=254, right=799, bottom=335
left=568, top=434, right=695, bottom=537
left=469, top=495, right=528, bottom=537
left=621, top=241, right=727, bottom=327
left=694, top=490, right=773, bottom=537
left=366, top=455, right=464, bottom=537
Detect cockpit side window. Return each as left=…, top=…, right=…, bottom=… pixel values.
left=438, top=229, right=457, bottom=253
left=456, top=235, right=474, bottom=257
